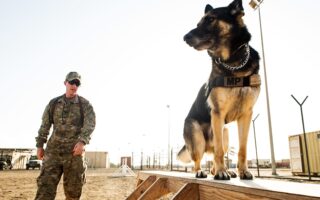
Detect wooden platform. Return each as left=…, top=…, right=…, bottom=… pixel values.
left=126, top=171, right=320, bottom=200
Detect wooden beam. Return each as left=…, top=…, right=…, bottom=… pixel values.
left=172, top=183, right=199, bottom=200
left=138, top=178, right=170, bottom=200
left=126, top=175, right=156, bottom=200
left=133, top=171, right=320, bottom=200
left=198, top=184, right=274, bottom=200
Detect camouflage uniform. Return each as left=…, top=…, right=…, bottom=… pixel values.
left=35, top=93, right=95, bottom=200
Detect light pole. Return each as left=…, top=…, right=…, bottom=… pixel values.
left=291, top=95, right=311, bottom=181
left=252, top=113, right=260, bottom=177
left=166, top=104, right=171, bottom=169
left=249, top=0, right=277, bottom=175
left=141, top=134, right=146, bottom=170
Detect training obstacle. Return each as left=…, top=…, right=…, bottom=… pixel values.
left=111, top=157, right=135, bottom=177
left=126, top=171, right=320, bottom=200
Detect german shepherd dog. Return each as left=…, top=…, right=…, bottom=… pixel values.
left=177, top=0, right=261, bottom=180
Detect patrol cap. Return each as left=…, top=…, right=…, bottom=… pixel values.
left=65, top=71, right=81, bottom=82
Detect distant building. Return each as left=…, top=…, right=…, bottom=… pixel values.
left=85, top=151, right=109, bottom=168
left=120, top=156, right=132, bottom=168
left=0, top=148, right=34, bottom=169
left=248, top=159, right=271, bottom=168
left=276, top=159, right=290, bottom=168
left=1, top=148, right=111, bottom=169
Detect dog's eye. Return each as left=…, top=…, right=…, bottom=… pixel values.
left=206, top=16, right=215, bottom=23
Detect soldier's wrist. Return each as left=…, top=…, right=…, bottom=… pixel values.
left=36, top=143, right=44, bottom=148
left=79, top=140, right=86, bottom=145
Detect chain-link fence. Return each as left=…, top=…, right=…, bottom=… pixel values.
left=129, top=148, right=216, bottom=172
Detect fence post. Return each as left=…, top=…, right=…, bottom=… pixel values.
left=158, top=152, right=161, bottom=169
left=170, top=148, right=173, bottom=171
left=132, top=152, right=134, bottom=170
left=140, top=151, right=143, bottom=170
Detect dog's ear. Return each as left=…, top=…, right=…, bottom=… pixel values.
left=205, top=4, right=214, bottom=14
left=228, top=0, right=244, bottom=16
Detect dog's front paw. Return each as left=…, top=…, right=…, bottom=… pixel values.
left=227, top=170, right=237, bottom=178
left=195, top=170, right=208, bottom=178
left=214, top=170, right=230, bottom=180
left=210, top=167, right=215, bottom=175
left=239, top=170, right=253, bottom=180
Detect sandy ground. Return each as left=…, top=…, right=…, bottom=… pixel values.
left=0, top=168, right=138, bottom=200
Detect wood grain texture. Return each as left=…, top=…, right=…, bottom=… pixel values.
left=128, top=171, right=320, bottom=200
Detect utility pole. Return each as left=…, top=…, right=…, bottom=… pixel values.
left=249, top=0, right=277, bottom=175
left=291, top=95, right=311, bottom=181
left=167, top=105, right=171, bottom=169
left=252, top=114, right=260, bottom=177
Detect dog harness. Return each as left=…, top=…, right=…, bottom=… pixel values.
left=205, top=74, right=261, bottom=98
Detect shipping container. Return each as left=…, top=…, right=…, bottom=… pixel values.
left=288, top=131, right=320, bottom=176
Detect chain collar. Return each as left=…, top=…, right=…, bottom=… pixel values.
left=214, top=44, right=250, bottom=71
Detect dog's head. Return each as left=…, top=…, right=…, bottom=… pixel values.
left=184, top=0, right=251, bottom=60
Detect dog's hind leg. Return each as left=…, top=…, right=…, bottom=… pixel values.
left=237, top=111, right=253, bottom=180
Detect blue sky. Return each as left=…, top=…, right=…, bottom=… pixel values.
left=1, top=0, right=320, bottom=164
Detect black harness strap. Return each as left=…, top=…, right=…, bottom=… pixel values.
left=78, top=96, right=84, bottom=128
left=205, top=75, right=260, bottom=99
left=49, top=95, right=64, bottom=124
left=209, top=76, right=251, bottom=88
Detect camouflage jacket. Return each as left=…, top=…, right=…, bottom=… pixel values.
left=36, top=94, right=96, bottom=153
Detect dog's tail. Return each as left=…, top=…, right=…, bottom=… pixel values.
left=177, top=145, right=192, bottom=163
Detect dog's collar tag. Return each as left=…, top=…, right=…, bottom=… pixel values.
left=213, top=74, right=260, bottom=87
left=224, top=77, right=244, bottom=87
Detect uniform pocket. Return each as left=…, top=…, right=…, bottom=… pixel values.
left=65, top=155, right=87, bottom=185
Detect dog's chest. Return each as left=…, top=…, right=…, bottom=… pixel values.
left=207, top=86, right=260, bottom=122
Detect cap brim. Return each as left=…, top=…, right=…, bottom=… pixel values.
left=67, top=78, right=81, bottom=82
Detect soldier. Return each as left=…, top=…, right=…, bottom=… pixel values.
left=35, top=72, right=96, bottom=200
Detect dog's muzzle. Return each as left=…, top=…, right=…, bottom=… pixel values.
left=184, top=32, right=198, bottom=47
left=184, top=33, right=192, bottom=45
left=183, top=32, right=193, bottom=42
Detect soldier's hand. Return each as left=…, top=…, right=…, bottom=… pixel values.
left=73, top=141, right=85, bottom=156
left=37, top=148, right=44, bottom=160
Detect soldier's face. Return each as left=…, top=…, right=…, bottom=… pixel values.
left=64, top=80, right=79, bottom=98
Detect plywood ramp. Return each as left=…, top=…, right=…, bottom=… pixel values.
left=126, top=171, right=320, bottom=200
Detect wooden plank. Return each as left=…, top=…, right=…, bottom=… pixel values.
left=167, top=178, right=187, bottom=193
left=138, top=178, right=170, bottom=200
left=198, top=184, right=273, bottom=200
left=126, top=175, right=156, bottom=200
left=136, top=171, right=320, bottom=200
left=172, top=183, right=199, bottom=200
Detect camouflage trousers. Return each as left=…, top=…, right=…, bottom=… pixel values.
left=35, top=152, right=87, bottom=200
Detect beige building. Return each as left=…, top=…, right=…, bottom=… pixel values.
left=0, top=149, right=110, bottom=169
left=85, top=151, right=109, bottom=168
left=0, top=148, right=34, bottom=169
